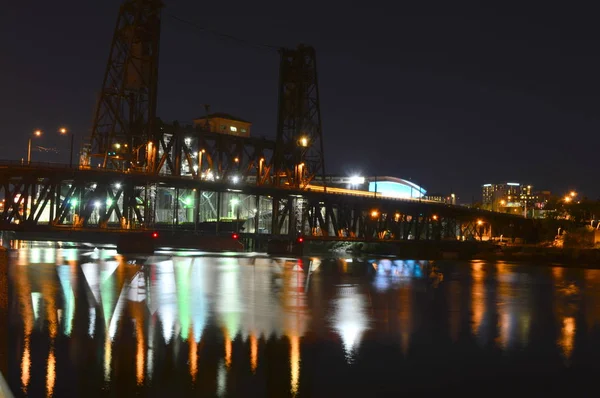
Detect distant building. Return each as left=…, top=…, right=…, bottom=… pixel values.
left=193, top=113, right=251, bottom=137
left=482, top=182, right=550, bottom=217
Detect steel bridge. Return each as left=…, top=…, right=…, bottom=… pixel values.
left=0, top=160, right=532, bottom=243
left=1, top=0, right=533, bottom=244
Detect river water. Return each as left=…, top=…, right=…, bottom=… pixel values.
left=2, top=242, right=600, bottom=397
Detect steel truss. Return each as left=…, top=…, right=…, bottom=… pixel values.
left=273, top=45, right=326, bottom=189
left=88, top=0, right=162, bottom=172
left=149, top=121, right=275, bottom=185
left=0, top=166, right=532, bottom=241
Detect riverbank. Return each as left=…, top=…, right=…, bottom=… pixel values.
left=474, top=245, right=600, bottom=267
left=305, top=240, right=600, bottom=267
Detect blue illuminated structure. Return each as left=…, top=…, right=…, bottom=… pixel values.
left=368, top=177, right=426, bottom=199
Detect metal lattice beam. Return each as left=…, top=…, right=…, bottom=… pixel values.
left=87, top=0, right=162, bottom=173
left=273, top=45, right=326, bottom=189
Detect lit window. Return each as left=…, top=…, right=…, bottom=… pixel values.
left=241, top=128, right=247, bottom=133
left=230, top=126, right=237, bottom=132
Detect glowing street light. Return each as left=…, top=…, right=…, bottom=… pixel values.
left=349, top=175, right=365, bottom=186
left=500, top=200, right=506, bottom=206
left=476, top=219, right=483, bottom=226
left=58, top=127, right=75, bottom=168
left=370, top=210, right=379, bottom=219
left=27, top=130, right=43, bottom=164
left=299, top=136, right=308, bottom=147
left=570, top=191, right=577, bottom=198
left=198, top=149, right=206, bottom=177
left=432, top=214, right=438, bottom=221
left=564, top=196, right=572, bottom=203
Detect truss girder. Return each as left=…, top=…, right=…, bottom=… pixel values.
left=0, top=167, right=531, bottom=241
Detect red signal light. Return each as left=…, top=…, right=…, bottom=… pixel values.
left=152, top=232, right=159, bottom=239
left=232, top=233, right=239, bottom=240
left=297, top=237, right=304, bottom=243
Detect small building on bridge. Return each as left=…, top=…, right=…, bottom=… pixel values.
left=193, top=113, right=251, bottom=137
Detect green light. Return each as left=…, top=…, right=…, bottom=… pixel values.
left=106, top=198, right=113, bottom=207
left=183, top=197, right=192, bottom=206
left=70, top=198, right=78, bottom=206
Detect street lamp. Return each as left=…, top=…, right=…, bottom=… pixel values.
left=59, top=127, right=74, bottom=168
left=27, top=130, right=42, bottom=164
left=198, top=149, right=205, bottom=178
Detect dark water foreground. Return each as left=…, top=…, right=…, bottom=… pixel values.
left=3, top=243, right=600, bottom=397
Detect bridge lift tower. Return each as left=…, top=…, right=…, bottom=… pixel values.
left=272, top=45, right=326, bottom=189
left=86, top=0, right=326, bottom=191
left=87, top=0, right=162, bottom=173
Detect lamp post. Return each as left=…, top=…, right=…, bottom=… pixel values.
left=27, top=130, right=42, bottom=164
left=198, top=149, right=205, bottom=177
left=59, top=127, right=74, bottom=168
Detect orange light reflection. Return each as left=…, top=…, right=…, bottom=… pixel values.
left=250, top=333, right=258, bottom=373
left=224, top=332, right=232, bottom=369
left=46, top=348, right=56, bottom=398
left=290, top=334, right=300, bottom=396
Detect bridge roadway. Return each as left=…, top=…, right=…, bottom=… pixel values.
left=0, top=162, right=533, bottom=246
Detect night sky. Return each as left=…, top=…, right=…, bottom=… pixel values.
left=2, top=1, right=599, bottom=203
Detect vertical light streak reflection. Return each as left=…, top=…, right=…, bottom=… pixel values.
left=496, top=263, right=511, bottom=350
left=15, top=267, right=34, bottom=394
left=559, top=317, right=576, bottom=360
left=57, top=265, right=76, bottom=336
left=189, top=337, right=198, bottom=383
left=135, top=320, right=145, bottom=386
left=217, top=360, right=227, bottom=397
left=41, top=282, right=58, bottom=340
left=224, top=332, right=232, bottom=369
left=250, top=333, right=258, bottom=373
left=88, top=308, right=96, bottom=338
left=290, top=334, right=300, bottom=396
left=331, top=285, right=369, bottom=363
left=471, top=262, right=485, bottom=338
left=104, top=335, right=112, bottom=382
left=552, top=266, right=578, bottom=360
left=46, top=348, right=56, bottom=398
left=21, top=338, right=30, bottom=394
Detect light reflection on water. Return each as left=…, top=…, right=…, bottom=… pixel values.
left=4, top=243, right=600, bottom=396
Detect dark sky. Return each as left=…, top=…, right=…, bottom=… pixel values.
left=2, top=1, right=600, bottom=203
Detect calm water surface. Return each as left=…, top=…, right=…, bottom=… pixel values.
left=3, top=242, right=600, bottom=396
